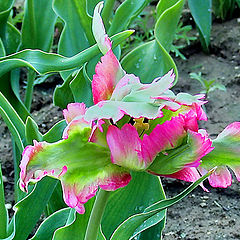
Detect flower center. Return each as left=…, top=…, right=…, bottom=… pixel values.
left=133, top=118, right=149, bottom=135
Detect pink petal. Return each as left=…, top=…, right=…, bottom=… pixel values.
left=62, top=117, right=90, bottom=139
left=208, top=166, right=232, bottom=188
left=92, top=50, right=124, bottom=104
left=99, top=172, right=132, bottom=191
left=141, top=116, right=186, bottom=160
left=216, top=122, right=240, bottom=140
left=107, top=124, right=146, bottom=170
left=63, top=103, right=87, bottom=124
left=150, top=167, right=208, bottom=191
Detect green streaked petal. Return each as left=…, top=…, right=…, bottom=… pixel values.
left=20, top=127, right=131, bottom=214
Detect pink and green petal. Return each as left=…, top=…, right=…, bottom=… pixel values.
left=19, top=128, right=131, bottom=214
left=147, top=130, right=213, bottom=175
left=106, top=124, right=147, bottom=170
left=208, top=166, right=232, bottom=188
left=200, top=122, right=240, bottom=187
left=62, top=103, right=90, bottom=139
left=92, top=2, right=111, bottom=55
left=92, top=49, right=125, bottom=104
left=63, top=103, right=87, bottom=124
left=92, top=3, right=125, bottom=104
left=141, top=116, right=187, bottom=162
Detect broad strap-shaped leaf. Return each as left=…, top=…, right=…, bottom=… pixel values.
left=52, top=199, right=105, bottom=240
left=200, top=122, right=240, bottom=188
left=30, top=208, right=71, bottom=240
left=0, top=0, right=14, bottom=51
left=188, top=0, right=212, bottom=52
left=70, top=67, right=93, bottom=107
left=53, top=0, right=94, bottom=80
left=0, top=30, right=133, bottom=77
left=0, top=165, right=8, bottom=239
left=20, top=0, right=57, bottom=51
left=108, top=0, right=151, bottom=36
left=0, top=91, right=25, bottom=139
left=121, top=0, right=185, bottom=83
left=102, top=172, right=166, bottom=239
left=20, top=128, right=131, bottom=214
left=25, top=116, right=43, bottom=145
left=0, top=106, right=24, bottom=152
left=10, top=177, right=58, bottom=240
left=109, top=170, right=212, bottom=240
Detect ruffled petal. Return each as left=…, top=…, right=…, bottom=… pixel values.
left=62, top=103, right=90, bottom=139
left=106, top=124, right=147, bottom=170
left=92, top=2, right=111, bottom=55
left=19, top=128, right=131, bottom=214
left=85, top=100, right=164, bottom=123
left=141, top=116, right=186, bottom=161
left=92, top=50, right=125, bottom=104
left=63, top=103, right=87, bottom=124
left=208, top=166, right=232, bottom=188
left=91, top=2, right=125, bottom=104
left=147, top=129, right=213, bottom=175
left=200, top=122, right=240, bottom=188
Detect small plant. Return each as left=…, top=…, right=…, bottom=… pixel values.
left=190, top=72, right=226, bottom=97
left=171, top=22, right=197, bottom=60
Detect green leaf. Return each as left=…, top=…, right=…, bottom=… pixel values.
left=45, top=181, right=67, bottom=216
left=108, top=0, right=151, bottom=35
left=53, top=72, right=75, bottom=109
left=0, top=72, right=29, bottom=121
left=54, top=0, right=95, bottom=80
left=30, top=208, right=71, bottom=240
left=4, top=22, right=21, bottom=54
left=53, top=198, right=95, bottom=240
left=0, top=165, right=8, bottom=239
left=102, top=172, right=166, bottom=239
left=20, top=0, right=57, bottom=51
left=121, top=0, right=184, bottom=83
left=11, top=177, right=58, bottom=240
left=0, top=30, right=133, bottom=77
left=54, top=0, right=94, bottom=55
left=43, top=120, right=67, bottom=143
left=0, top=91, right=25, bottom=139
left=188, top=0, right=212, bottom=52
left=0, top=107, right=24, bottom=152
left=25, top=116, right=43, bottom=144
left=110, top=170, right=212, bottom=240
left=0, top=0, right=14, bottom=50
left=0, top=38, right=5, bottom=56
left=70, top=67, right=93, bottom=107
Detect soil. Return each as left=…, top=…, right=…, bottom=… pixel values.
left=0, top=12, right=240, bottom=240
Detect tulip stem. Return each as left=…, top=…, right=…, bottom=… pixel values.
left=84, top=189, right=110, bottom=240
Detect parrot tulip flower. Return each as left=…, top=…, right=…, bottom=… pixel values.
left=19, top=2, right=240, bottom=214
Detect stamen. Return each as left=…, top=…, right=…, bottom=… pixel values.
left=134, top=118, right=149, bottom=133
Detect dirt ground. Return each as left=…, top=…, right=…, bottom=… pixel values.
left=0, top=12, right=239, bottom=240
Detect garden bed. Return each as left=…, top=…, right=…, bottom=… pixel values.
left=0, top=11, right=240, bottom=240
